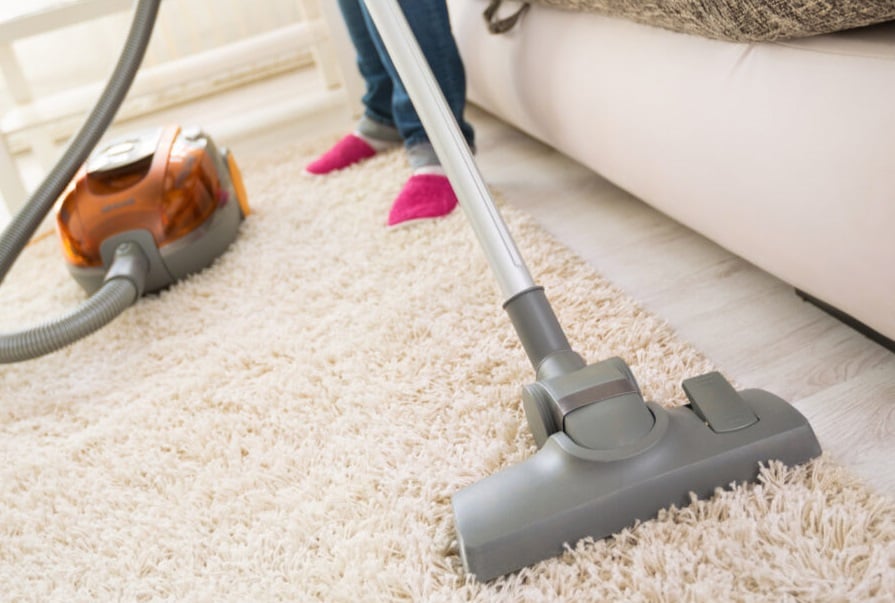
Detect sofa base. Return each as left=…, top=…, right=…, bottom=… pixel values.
left=796, top=290, right=895, bottom=353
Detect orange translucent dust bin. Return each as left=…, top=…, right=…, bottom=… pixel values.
left=56, top=126, right=234, bottom=268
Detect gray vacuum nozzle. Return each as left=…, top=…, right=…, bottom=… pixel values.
left=453, top=380, right=821, bottom=581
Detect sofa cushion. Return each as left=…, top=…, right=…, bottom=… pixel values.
left=494, top=0, right=895, bottom=41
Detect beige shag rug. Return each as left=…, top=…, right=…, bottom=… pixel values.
left=1, top=137, right=893, bottom=602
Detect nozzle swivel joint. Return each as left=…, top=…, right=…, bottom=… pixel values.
left=503, top=287, right=654, bottom=450
left=522, top=356, right=656, bottom=449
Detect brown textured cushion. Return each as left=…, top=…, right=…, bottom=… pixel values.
left=514, top=0, right=895, bottom=41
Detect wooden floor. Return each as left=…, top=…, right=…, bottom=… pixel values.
left=6, top=70, right=893, bottom=498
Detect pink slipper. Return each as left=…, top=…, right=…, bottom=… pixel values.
left=387, top=174, right=458, bottom=226
left=305, top=134, right=378, bottom=175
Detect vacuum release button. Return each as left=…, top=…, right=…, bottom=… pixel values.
left=682, top=372, right=759, bottom=433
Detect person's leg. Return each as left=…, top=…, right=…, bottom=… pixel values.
left=338, top=0, right=395, bottom=132
left=360, top=0, right=474, bottom=158
left=306, top=0, right=402, bottom=175
left=360, top=0, right=475, bottom=225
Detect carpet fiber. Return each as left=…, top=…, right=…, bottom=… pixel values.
left=1, top=138, right=893, bottom=601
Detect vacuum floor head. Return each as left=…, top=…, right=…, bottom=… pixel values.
left=56, top=125, right=249, bottom=294
left=452, top=361, right=822, bottom=581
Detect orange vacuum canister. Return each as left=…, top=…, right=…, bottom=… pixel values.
left=57, top=125, right=249, bottom=294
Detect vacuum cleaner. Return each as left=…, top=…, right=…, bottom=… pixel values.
left=361, top=1, right=822, bottom=581
left=0, top=0, right=248, bottom=364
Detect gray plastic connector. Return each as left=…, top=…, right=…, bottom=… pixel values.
left=103, top=242, right=150, bottom=297
left=503, top=287, right=585, bottom=377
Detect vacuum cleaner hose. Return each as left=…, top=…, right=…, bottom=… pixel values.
left=0, top=0, right=160, bottom=362
left=0, top=251, right=145, bottom=363
left=1, top=280, right=136, bottom=363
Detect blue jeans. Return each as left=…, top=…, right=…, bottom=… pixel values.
left=337, top=0, right=475, bottom=150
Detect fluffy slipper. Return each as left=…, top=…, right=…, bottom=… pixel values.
left=305, top=134, right=379, bottom=175
left=387, top=174, right=458, bottom=226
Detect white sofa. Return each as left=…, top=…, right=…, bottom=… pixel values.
left=447, top=0, right=895, bottom=342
